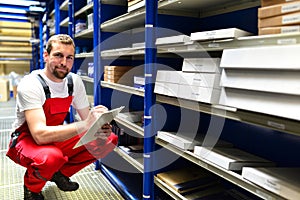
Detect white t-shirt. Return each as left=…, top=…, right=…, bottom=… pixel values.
left=13, top=69, right=89, bottom=129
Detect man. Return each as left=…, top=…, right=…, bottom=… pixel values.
left=6, top=34, right=118, bottom=200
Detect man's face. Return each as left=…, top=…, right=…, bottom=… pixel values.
left=44, top=41, right=75, bottom=80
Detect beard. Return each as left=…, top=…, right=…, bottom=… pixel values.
left=53, top=66, right=69, bottom=79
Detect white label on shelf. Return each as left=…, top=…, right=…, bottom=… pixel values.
left=282, top=3, right=300, bottom=13
left=277, top=38, right=297, bottom=45
left=256, top=190, right=275, bottom=200
left=208, top=43, right=220, bottom=48
left=281, top=26, right=300, bottom=33
left=264, top=179, right=281, bottom=191
left=282, top=14, right=300, bottom=24
left=267, top=121, right=286, bottom=130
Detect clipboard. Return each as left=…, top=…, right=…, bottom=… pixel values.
left=73, top=106, right=125, bottom=149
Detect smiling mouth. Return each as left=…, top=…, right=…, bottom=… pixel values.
left=56, top=66, right=68, bottom=72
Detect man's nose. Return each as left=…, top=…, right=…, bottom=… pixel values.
left=60, top=56, right=67, bottom=65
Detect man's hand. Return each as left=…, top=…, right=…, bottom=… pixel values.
left=75, top=105, right=109, bottom=134
left=94, top=123, right=112, bottom=140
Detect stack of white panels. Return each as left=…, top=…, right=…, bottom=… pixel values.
left=155, top=35, right=191, bottom=46
left=242, top=167, right=300, bottom=200
left=157, top=131, right=232, bottom=150
left=219, top=44, right=300, bottom=120
left=190, top=28, right=252, bottom=41
left=154, top=63, right=221, bottom=104
left=194, top=146, right=275, bottom=171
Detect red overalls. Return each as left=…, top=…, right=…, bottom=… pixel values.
left=6, top=74, right=118, bottom=193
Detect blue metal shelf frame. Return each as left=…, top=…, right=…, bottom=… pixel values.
left=68, top=0, right=74, bottom=37
left=39, top=14, right=44, bottom=69
left=54, top=0, right=60, bottom=34
left=93, top=0, right=102, bottom=170
left=143, top=1, right=158, bottom=200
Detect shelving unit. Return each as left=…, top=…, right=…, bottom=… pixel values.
left=43, top=0, right=300, bottom=199
left=0, top=21, right=39, bottom=74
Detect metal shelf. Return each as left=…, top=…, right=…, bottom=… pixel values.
left=76, top=52, right=94, bottom=58
left=74, top=3, right=93, bottom=17
left=155, top=139, right=285, bottom=200
left=75, top=28, right=93, bottom=38
left=0, top=46, right=32, bottom=52
left=101, top=47, right=145, bottom=57
left=101, top=81, right=145, bottom=97
left=0, top=53, right=32, bottom=57
left=98, top=32, right=300, bottom=57
left=115, top=116, right=144, bottom=137
left=100, top=79, right=300, bottom=137
left=60, top=0, right=69, bottom=11
left=158, top=0, right=260, bottom=18
left=0, top=36, right=33, bottom=43
left=156, top=95, right=300, bottom=137
left=60, top=17, right=69, bottom=27
left=114, top=147, right=144, bottom=172
left=80, top=75, right=93, bottom=83
left=101, top=0, right=260, bottom=32
left=75, top=0, right=126, bottom=18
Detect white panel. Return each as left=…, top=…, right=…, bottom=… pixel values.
left=220, top=44, right=300, bottom=69
left=219, top=87, right=300, bottom=120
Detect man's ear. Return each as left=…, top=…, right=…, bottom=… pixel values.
left=43, top=50, right=49, bottom=61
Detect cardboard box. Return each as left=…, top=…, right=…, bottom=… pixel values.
left=261, top=0, right=300, bottom=7
left=194, top=146, right=275, bottom=171
left=182, top=58, right=221, bottom=73
left=258, top=11, right=300, bottom=28
left=258, top=1, right=300, bottom=18
left=242, top=167, right=300, bottom=200
left=220, top=45, right=300, bottom=69
left=0, top=79, right=10, bottom=102
left=190, top=28, right=252, bottom=41
left=259, top=25, right=300, bottom=35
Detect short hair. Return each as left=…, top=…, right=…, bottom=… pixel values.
left=45, top=34, right=75, bottom=54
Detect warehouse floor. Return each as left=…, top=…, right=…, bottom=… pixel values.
left=0, top=98, right=124, bottom=200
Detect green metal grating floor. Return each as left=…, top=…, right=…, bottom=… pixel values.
left=0, top=99, right=125, bottom=200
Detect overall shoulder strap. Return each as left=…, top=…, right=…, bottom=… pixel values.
left=67, top=74, right=73, bottom=96
left=36, top=74, right=51, bottom=99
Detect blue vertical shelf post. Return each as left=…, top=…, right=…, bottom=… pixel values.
left=68, top=0, right=74, bottom=37
left=68, top=0, right=75, bottom=123
left=30, top=20, right=36, bottom=71
left=54, top=0, right=60, bottom=34
left=45, top=1, right=50, bottom=41
left=93, top=0, right=102, bottom=170
left=39, top=15, right=44, bottom=69
left=143, top=1, right=157, bottom=200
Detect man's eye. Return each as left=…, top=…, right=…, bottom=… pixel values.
left=54, top=54, right=63, bottom=58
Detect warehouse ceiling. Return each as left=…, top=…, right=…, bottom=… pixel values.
left=0, top=0, right=46, bottom=21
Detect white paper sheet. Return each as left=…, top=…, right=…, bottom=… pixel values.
left=73, top=106, right=125, bottom=149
